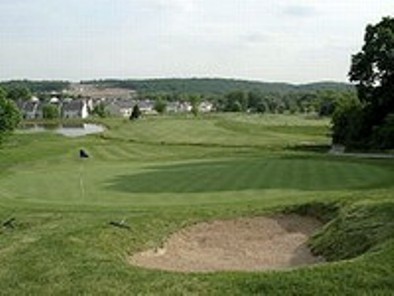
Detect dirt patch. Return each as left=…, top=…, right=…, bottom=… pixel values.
left=129, top=214, right=324, bottom=272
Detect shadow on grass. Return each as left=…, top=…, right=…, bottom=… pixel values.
left=104, top=158, right=390, bottom=194
left=285, top=144, right=331, bottom=154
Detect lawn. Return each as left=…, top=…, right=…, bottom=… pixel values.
left=0, top=114, right=393, bottom=295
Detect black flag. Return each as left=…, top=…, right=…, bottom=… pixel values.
left=79, top=149, right=89, bottom=158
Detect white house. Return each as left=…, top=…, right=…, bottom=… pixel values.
left=163, top=101, right=192, bottom=113
left=199, top=101, right=214, bottom=113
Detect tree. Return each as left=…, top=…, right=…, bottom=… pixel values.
left=130, top=105, right=141, bottom=120
left=256, top=101, right=267, bottom=113
left=6, top=86, right=31, bottom=102
left=332, top=97, right=363, bottom=146
left=247, top=91, right=263, bottom=112
left=224, top=90, right=248, bottom=112
left=154, top=99, right=167, bottom=114
left=350, top=17, right=394, bottom=144
left=0, top=88, right=21, bottom=143
left=42, top=104, right=60, bottom=119
left=317, top=91, right=356, bottom=117
left=189, top=94, right=200, bottom=116
left=333, top=16, right=394, bottom=149
left=92, top=102, right=107, bottom=118
left=349, top=17, right=394, bottom=104
left=372, top=114, right=394, bottom=149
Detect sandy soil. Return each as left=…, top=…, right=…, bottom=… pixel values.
left=129, top=214, right=324, bottom=272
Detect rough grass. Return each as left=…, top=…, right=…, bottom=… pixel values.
left=0, top=114, right=393, bottom=295
left=310, top=201, right=394, bottom=261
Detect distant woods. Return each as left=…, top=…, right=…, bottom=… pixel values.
left=0, top=80, right=70, bottom=95
left=82, top=78, right=354, bottom=95
left=80, top=79, right=354, bottom=116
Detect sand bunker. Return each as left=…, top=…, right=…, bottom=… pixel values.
left=129, top=214, right=324, bottom=272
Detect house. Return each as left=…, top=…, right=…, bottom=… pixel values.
left=179, top=101, right=192, bottom=112
left=35, top=103, right=44, bottom=119
left=62, top=100, right=89, bottom=119
left=166, top=101, right=179, bottom=113
left=165, top=101, right=192, bottom=113
left=21, top=101, right=39, bottom=119
left=116, top=100, right=136, bottom=117
left=199, top=101, right=214, bottom=113
left=138, top=100, right=156, bottom=114
left=105, top=103, right=122, bottom=117
left=103, top=99, right=136, bottom=117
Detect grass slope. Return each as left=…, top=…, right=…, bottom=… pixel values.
left=0, top=114, right=393, bottom=295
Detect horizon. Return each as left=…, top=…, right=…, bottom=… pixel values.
left=0, top=76, right=353, bottom=86
left=1, top=0, right=391, bottom=83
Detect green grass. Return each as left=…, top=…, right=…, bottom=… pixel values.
left=0, top=113, right=393, bottom=295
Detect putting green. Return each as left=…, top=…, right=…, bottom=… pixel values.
left=1, top=157, right=392, bottom=206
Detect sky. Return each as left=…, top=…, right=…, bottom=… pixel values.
left=0, top=0, right=392, bottom=83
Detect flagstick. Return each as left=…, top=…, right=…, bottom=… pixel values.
left=79, top=160, right=85, bottom=200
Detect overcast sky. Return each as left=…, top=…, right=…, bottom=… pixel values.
left=0, top=0, right=392, bottom=83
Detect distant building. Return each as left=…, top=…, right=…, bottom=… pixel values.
left=21, top=101, right=39, bottom=119
left=166, top=101, right=193, bottom=113
left=49, top=97, right=60, bottom=104
left=138, top=100, right=156, bottom=114
left=117, top=100, right=136, bottom=117
left=166, top=101, right=179, bottom=113
left=105, top=102, right=122, bottom=117
left=199, top=101, right=214, bottom=113
left=31, top=96, right=40, bottom=103
left=180, top=101, right=192, bottom=112
left=63, top=100, right=89, bottom=119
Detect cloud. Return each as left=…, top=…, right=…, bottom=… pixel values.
left=242, top=33, right=274, bottom=44
left=1, top=0, right=393, bottom=82
left=282, top=5, right=317, bottom=17
left=146, top=0, right=196, bottom=14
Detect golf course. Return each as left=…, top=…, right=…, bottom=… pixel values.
left=0, top=114, right=393, bottom=295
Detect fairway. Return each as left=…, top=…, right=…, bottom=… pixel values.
left=0, top=114, right=393, bottom=295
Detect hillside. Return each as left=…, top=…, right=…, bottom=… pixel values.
left=81, top=78, right=355, bottom=95
left=0, top=80, right=70, bottom=93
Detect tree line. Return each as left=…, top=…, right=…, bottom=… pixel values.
left=0, top=80, right=70, bottom=94
left=139, top=89, right=356, bottom=116
left=82, top=78, right=354, bottom=96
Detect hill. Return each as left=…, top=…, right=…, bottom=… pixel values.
left=81, top=78, right=354, bottom=95
left=0, top=80, right=70, bottom=93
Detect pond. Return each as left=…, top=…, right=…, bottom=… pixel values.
left=18, top=123, right=105, bottom=137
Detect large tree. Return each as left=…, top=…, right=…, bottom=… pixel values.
left=153, top=99, right=167, bottom=114
left=6, top=86, right=32, bottom=102
left=0, top=88, right=21, bottom=143
left=42, top=104, right=60, bottom=119
left=129, top=105, right=141, bottom=120
left=333, top=16, right=394, bottom=149
left=349, top=17, right=394, bottom=104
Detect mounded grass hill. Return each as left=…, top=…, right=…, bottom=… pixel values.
left=0, top=114, right=393, bottom=295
